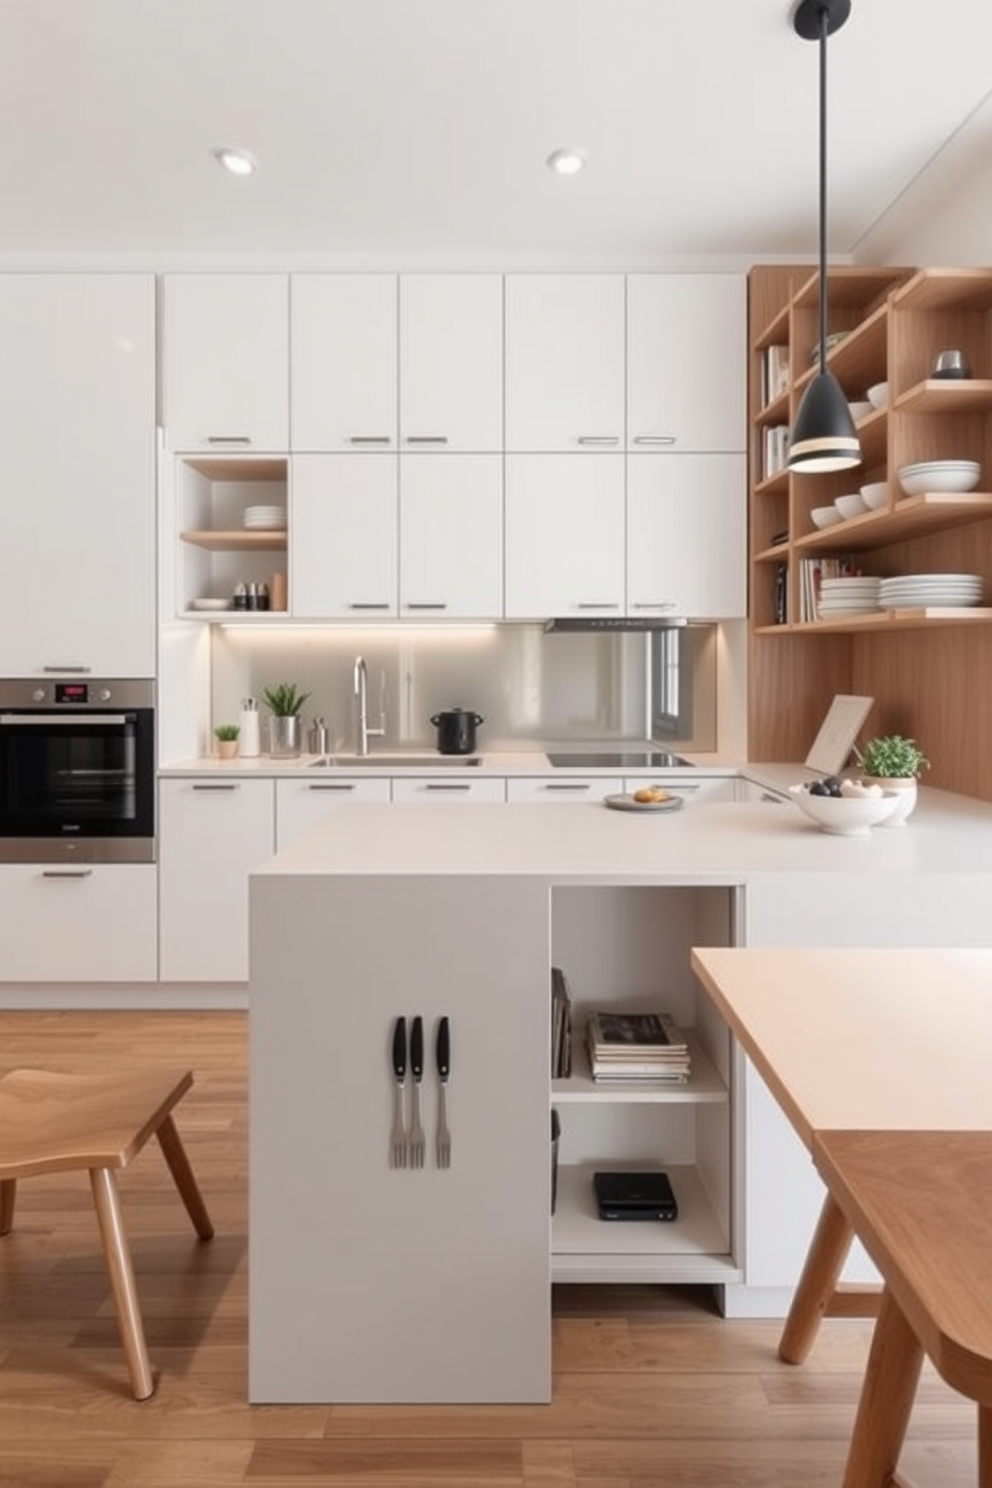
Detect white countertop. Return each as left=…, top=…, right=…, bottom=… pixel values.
left=159, top=746, right=742, bottom=778
left=253, top=787, right=992, bottom=882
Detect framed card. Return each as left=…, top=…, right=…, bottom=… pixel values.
left=805, top=695, right=874, bottom=776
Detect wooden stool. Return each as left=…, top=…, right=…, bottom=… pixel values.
left=0, top=1067, right=214, bottom=1400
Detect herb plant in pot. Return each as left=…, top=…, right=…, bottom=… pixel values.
left=263, top=682, right=312, bottom=758
left=854, top=734, right=929, bottom=826
left=214, top=723, right=240, bottom=760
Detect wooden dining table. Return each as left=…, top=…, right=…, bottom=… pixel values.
left=690, top=946, right=992, bottom=1488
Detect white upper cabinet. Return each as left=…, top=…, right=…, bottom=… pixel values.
left=0, top=274, right=156, bottom=678
left=162, top=274, right=289, bottom=451
left=291, top=275, right=398, bottom=452
left=504, top=455, right=625, bottom=619
left=399, top=455, right=503, bottom=619
left=291, top=454, right=398, bottom=618
left=627, top=275, right=746, bottom=452
left=505, top=275, right=625, bottom=451
left=399, top=275, right=503, bottom=452
left=627, top=454, right=747, bottom=619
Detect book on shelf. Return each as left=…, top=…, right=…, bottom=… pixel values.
left=762, top=423, right=790, bottom=479
left=585, top=1009, right=691, bottom=1083
left=551, top=965, right=573, bottom=1079
left=761, top=344, right=790, bottom=406
left=774, top=562, right=789, bottom=625
left=799, top=555, right=864, bottom=623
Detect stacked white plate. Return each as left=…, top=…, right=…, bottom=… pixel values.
left=818, top=576, right=882, bottom=617
left=879, top=573, right=984, bottom=608
left=243, top=505, right=286, bottom=531
left=897, top=460, right=981, bottom=496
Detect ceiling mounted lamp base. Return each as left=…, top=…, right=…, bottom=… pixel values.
left=787, top=0, right=862, bottom=475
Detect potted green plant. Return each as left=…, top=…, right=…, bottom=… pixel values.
left=854, top=734, right=929, bottom=825
left=213, top=722, right=240, bottom=760
left=262, top=682, right=311, bottom=758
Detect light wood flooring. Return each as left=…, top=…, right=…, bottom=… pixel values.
left=0, top=1011, right=977, bottom=1487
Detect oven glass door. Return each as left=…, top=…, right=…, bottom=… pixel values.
left=0, top=710, right=154, bottom=841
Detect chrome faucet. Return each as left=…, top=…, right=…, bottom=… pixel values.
left=353, top=655, right=385, bottom=756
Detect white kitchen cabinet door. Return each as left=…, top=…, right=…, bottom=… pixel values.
left=158, top=778, right=274, bottom=982
left=291, top=274, right=397, bottom=452
left=391, top=778, right=505, bottom=803
left=627, top=454, right=747, bottom=619
left=275, top=777, right=391, bottom=851
left=627, top=275, right=746, bottom=453
left=399, top=455, right=503, bottom=619
left=0, top=864, right=157, bottom=983
left=623, top=775, right=737, bottom=802
left=291, top=454, right=398, bottom=619
left=507, top=777, right=623, bottom=804
left=0, top=274, right=156, bottom=678
left=162, top=275, right=289, bottom=452
left=505, top=275, right=625, bottom=451
left=399, top=274, right=503, bottom=452
left=504, top=455, right=625, bottom=619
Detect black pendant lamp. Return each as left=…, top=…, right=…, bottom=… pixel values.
left=787, top=0, right=862, bottom=474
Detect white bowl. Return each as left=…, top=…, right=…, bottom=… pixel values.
left=811, top=505, right=843, bottom=529
left=789, top=784, right=900, bottom=837
left=898, top=462, right=981, bottom=496
left=860, top=481, right=888, bottom=510
left=866, top=382, right=889, bottom=409
left=835, top=492, right=869, bottom=520
left=848, top=400, right=874, bottom=422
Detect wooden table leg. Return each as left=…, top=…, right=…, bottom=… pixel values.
left=779, top=1191, right=855, bottom=1364
left=155, top=1114, right=215, bottom=1240
left=841, top=1287, right=923, bottom=1488
left=89, top=1166, right=154, bottom=1401
left=979, top=1404, right=992, bottom=1488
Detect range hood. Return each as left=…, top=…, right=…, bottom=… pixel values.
left=544, top=616, right=687, bottom=633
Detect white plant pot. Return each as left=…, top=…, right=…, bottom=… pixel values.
left=862, top=775, right=917, bottom=825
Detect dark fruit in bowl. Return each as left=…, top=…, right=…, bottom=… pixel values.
left=808, top=780, right=829, bottom=796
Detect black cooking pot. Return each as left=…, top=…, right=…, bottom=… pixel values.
left=430, top=707, right=484, bottom=755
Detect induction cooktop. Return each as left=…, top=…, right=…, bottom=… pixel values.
left=546, top=751, right=694, bottom=769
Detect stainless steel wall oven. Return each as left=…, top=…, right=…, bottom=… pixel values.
left=0, top=679, right=155, bottom=862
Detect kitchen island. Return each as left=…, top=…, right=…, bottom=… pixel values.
left=248, top=791, right=992, bottom=1404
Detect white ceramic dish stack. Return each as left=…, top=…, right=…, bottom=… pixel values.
left=878, top=573, right=984, bottom=608
left=243, top=505, right=287, bottom=531
left=897, top=460, right=981, bottom=496
left=818, top=576, right=882, bottom=617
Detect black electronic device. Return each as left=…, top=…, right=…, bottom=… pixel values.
left=593, top=1170, right=678, bottom=1222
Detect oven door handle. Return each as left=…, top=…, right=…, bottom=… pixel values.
left=0, top=714, right=132, bottom=726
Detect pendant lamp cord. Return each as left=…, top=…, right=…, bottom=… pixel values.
left=817, top=2, right=829, bottom=377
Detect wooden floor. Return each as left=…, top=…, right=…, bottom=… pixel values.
left=0, top=1011, right=977, bottom=1488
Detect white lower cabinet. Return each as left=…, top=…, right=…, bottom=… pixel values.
left=507, top=777, right=623, bottom=803
left=158, top=778, right=275, bottom=982
left=504, top=454, right=625, bottom=619
left=0, top=864, right=157, bottom=983
left=624, top=775, right=737, bottom=803
left=391, top=777, right=505, bottom=803
left=276, top=777, right=391, bottom=851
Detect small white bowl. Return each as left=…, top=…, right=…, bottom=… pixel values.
left=866, top=382, right=889, bottom=410
left=811, top=505, right=843, bottom=529
left=860, top=481, right=888, bottom=510
left=848, top=400, right=874, bottom=422
left=789, top=784, right=900, bottom=836
left=835, top=492, right=869, bottom=520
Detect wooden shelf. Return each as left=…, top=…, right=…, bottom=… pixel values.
left=756, top=609, right=992, bottom=636
left=895, top=378, right=992, bottom=415
left=552, top=1031, right=727, bottom=1105
left=754, top=544, right=790, bottom=564
left=180, top=529, right=288, bottom=551
left=892, top=267, right=992, bottom=314
left=794, top=493, right=992, bottom=550
left=181, top=455, right=287, bottom=481
left=755, top=469, right=789, bottom=496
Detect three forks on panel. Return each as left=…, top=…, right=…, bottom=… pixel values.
left=390, top=1014, right=451, bottom=1170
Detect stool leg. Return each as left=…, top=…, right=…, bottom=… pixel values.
left=779, top=1192, right=854, bottom=1363
left=841, top=1287, right=922, bottom=1488
left=979, top=1404, right=992, bottom=1488
left=89, top=1167, right=154, bottom=1401
left=155, top=1114, right=214, bottom=1240
left=0, top=1178, right=16, bottom=1235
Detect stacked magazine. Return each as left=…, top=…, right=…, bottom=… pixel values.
left=551, top=966, right=573, bottom=1079
left=585, top=1009, right=691, bottom=1083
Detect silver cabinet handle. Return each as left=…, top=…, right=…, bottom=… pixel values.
left=206, top=435, right=252, bottom=444
left=42, top=665, right=92, bottom=674
left=576, top=602, right=620, bottom=611
left=41, top=868, right=94, bottom=879
left=404, top=602, right=448, bottom=611
left=348, top=436, right=392, bottom=445
left=348, top=602, right=392, bottom=611
left=658, top=783, right=700, bottom=794
left=759, top=791, right=785, bottom=805
left=543, top=782, right=592, bottom=792
left=576, top=435, right=620, bottom=446
left=307, top=783, right=356, bottom=792
left=192, top=782, right=239, bottom=791
left=632, top=435, right=677, bottom=445
left=404, top=435, right=449, bottom=445
left=631, top=601, right=681, bottom=611
left=422, top=782, right=471, bottom=791
left=1, top=714, right=128, bottom=727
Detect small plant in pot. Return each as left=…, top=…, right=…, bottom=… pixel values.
left=214, top=722, right=240, bottom=760
left=262, top=682, right=311, bottom=758
left=854, top=734, right=929, bottom=826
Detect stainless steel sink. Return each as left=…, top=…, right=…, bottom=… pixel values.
left=308, top=755, right=482, bottom=768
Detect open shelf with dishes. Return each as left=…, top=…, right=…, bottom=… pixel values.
left=172, top=454, right=290, bottom=617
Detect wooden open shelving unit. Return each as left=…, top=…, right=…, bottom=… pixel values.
left=747, top=264, right=992, bottom=801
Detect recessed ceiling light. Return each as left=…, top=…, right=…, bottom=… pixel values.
left=546, top=147, right=588, bottom=177
left=212, top=146, right=258, bottom=178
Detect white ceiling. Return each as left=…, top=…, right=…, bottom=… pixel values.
left=2, top=0, right=992, bottom=262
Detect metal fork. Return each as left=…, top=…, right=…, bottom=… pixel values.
left=390, top=1016, right=407, bottom=1168
left=409, top=1015, right=426, bottom=1169
left=435, top=1015, right=451, bottom=1169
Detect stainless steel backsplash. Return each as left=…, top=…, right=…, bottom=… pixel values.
left=210, top=624, right=717, bottom=751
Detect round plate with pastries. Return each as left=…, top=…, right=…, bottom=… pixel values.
left=603, top=788, right=685, bottom=814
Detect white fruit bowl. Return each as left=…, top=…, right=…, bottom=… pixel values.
left=811, top=505, right=843, bottom=529
left=789, top=784, right=900, bottom=837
